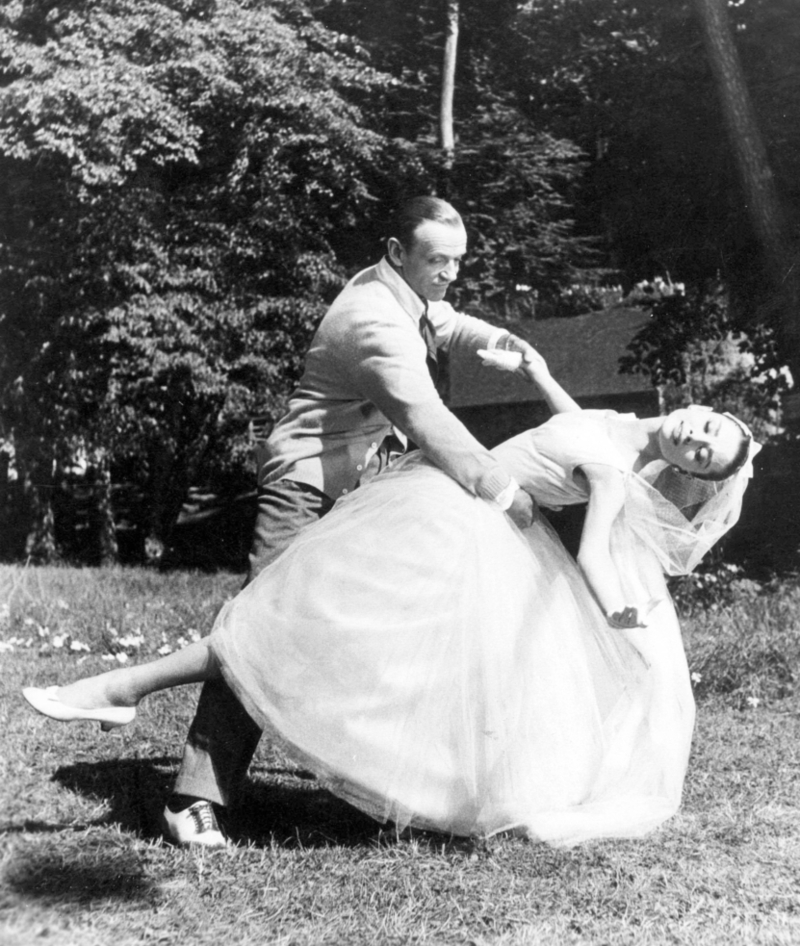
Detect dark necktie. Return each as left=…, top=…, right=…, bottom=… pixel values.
left=419, top=305, right=439, bottom=385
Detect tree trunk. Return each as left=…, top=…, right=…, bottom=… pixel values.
left=22, top=457, right=57, bottom=563
left=439, top=0, right=459, bottom=191
left=144, top=424, right=214, bottom=566
left=144, top=440, right=180, bottom=565
left=693, top=0, right=800, bottom=384
left=89, top=449, right=119, bottom=566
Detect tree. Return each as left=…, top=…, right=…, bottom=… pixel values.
left=439, top=0, right=459, bottom=182
left=691, top=0, right=800, bottom=386
left=0, top=0, right=393, bottom=560
left=311, top=0, right=600, bottom=316
left=509, top=0, right=800, bottom=304
left=621, top=282, right=781, bottom=440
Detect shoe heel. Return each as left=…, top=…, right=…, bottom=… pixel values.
left=100, top=719, right=122, bottom=732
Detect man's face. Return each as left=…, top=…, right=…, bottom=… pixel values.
left=388, top=220, right=468, bottom=302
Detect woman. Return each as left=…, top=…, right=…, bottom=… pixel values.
left=23, top=352, right=757, bottom=847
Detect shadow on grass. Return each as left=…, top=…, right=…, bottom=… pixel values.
left=51, top=756, right=177, bottom=842
left=232, top=771, right=392, bottom=849
left=43, top=758, right=473, bottom=854
left=233, top=766, right=481, bottom=856
left=3, top=837, right=154, bottom=906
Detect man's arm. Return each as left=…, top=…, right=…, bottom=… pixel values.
left=339, top=311, right=536, bottom=528
left=428, top=303, right=580, bottom=415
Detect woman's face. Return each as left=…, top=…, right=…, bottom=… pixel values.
left=658, top=406, right=744, bottom=478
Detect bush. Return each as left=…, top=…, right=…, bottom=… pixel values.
left=681, top=575, right=800, bottom=708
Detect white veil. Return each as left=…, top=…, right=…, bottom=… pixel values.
left=622, top=422, right=761, bottom=576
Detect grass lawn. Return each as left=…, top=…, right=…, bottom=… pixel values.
left=1, top=564, right=799, bottom=946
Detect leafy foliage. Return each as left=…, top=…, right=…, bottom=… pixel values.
left=311, top=0, right=601, bottom=316
left=508, top=0, right=800, bottom=315
left=620, top=284, right=783, bottom=440
left=2, top=0, right=800, bottom=562
left=0, top=0, right=392, bottom=554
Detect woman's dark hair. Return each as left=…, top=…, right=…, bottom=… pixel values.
left=390, top=196, right=462, bottom=249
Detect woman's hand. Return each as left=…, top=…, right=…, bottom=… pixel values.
left=500, top=335, right=551, bottom=386
left=606, top=606, right=647, bottom=629
left=519, top=347, right=551, bottom=387
left=477, top=336, right=551, bottom=387
left=495, top=333, right=582, bottom=416
left=506, top=488, right=538, bottom=530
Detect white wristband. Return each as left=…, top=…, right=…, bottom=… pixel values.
left=494, top=477, right=520, bottom=511
left=476, top=468, right=520, bottom=510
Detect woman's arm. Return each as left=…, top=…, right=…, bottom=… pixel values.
left=501, top=334, right=582, bottom=415
left=523, top=356, right=582, bottom=415
left=576, top=462, right=646, bottom=628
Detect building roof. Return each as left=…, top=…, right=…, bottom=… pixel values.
left=448, top=306, right=656, bottom=408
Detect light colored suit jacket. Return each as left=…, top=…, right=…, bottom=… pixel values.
left=257, top=257, right=509, bottom=499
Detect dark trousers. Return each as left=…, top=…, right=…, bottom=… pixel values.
left=172, top=479, right=335, bottom=806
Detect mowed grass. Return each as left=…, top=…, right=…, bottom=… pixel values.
left=1, top=564, right=799, bottom=946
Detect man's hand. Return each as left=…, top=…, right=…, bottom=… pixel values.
left=506, top=488, right=537, bottom=530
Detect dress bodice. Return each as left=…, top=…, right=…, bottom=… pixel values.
left=491, top=410, right=630, bottom=510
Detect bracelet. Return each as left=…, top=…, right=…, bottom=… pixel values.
left=486, top=329, right=507, bottom=350
left=498, top=333, right=523, bottom=353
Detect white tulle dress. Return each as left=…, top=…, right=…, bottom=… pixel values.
left=211, top=411, right=713, bottom=847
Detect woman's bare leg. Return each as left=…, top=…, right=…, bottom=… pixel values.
left=54, top=639, right=221, bottom=709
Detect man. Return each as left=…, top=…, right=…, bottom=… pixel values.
left=162, top=196, right=540, bottom=846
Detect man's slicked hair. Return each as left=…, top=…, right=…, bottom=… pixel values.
left=391, top=196, right=463, bottom=249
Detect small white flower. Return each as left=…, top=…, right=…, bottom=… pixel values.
left=52, top=633, right=67, bottom=649
left=187, top=629, right=201, bottom=643
left=746, top=696, right=760, bottom=708
left=37, top=625, right=50, bottom=638
left=57, top=599, right=70, bottom=610
left=101, top=654, right=116, bottom=662
left=157, top=643, right=173, bottom=656
left=23, top=617, right=36, bottom=627
left=691, top=672, right=703, bottom=684
left=0, top=641, right=15, bottom=653
left=115, top=652, right=129, bottom=664
left=70, top=640, right=91, bottom=653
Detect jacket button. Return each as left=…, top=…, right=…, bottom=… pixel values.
left=356, top=464, right=363, bottom=471
left=341, top=488, right=348, bottom=495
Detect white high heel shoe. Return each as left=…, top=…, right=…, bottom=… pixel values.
left=22, top=686, right=136, bottom=731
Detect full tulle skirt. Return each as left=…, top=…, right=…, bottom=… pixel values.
left=211, top=456, right=695, bottom=847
